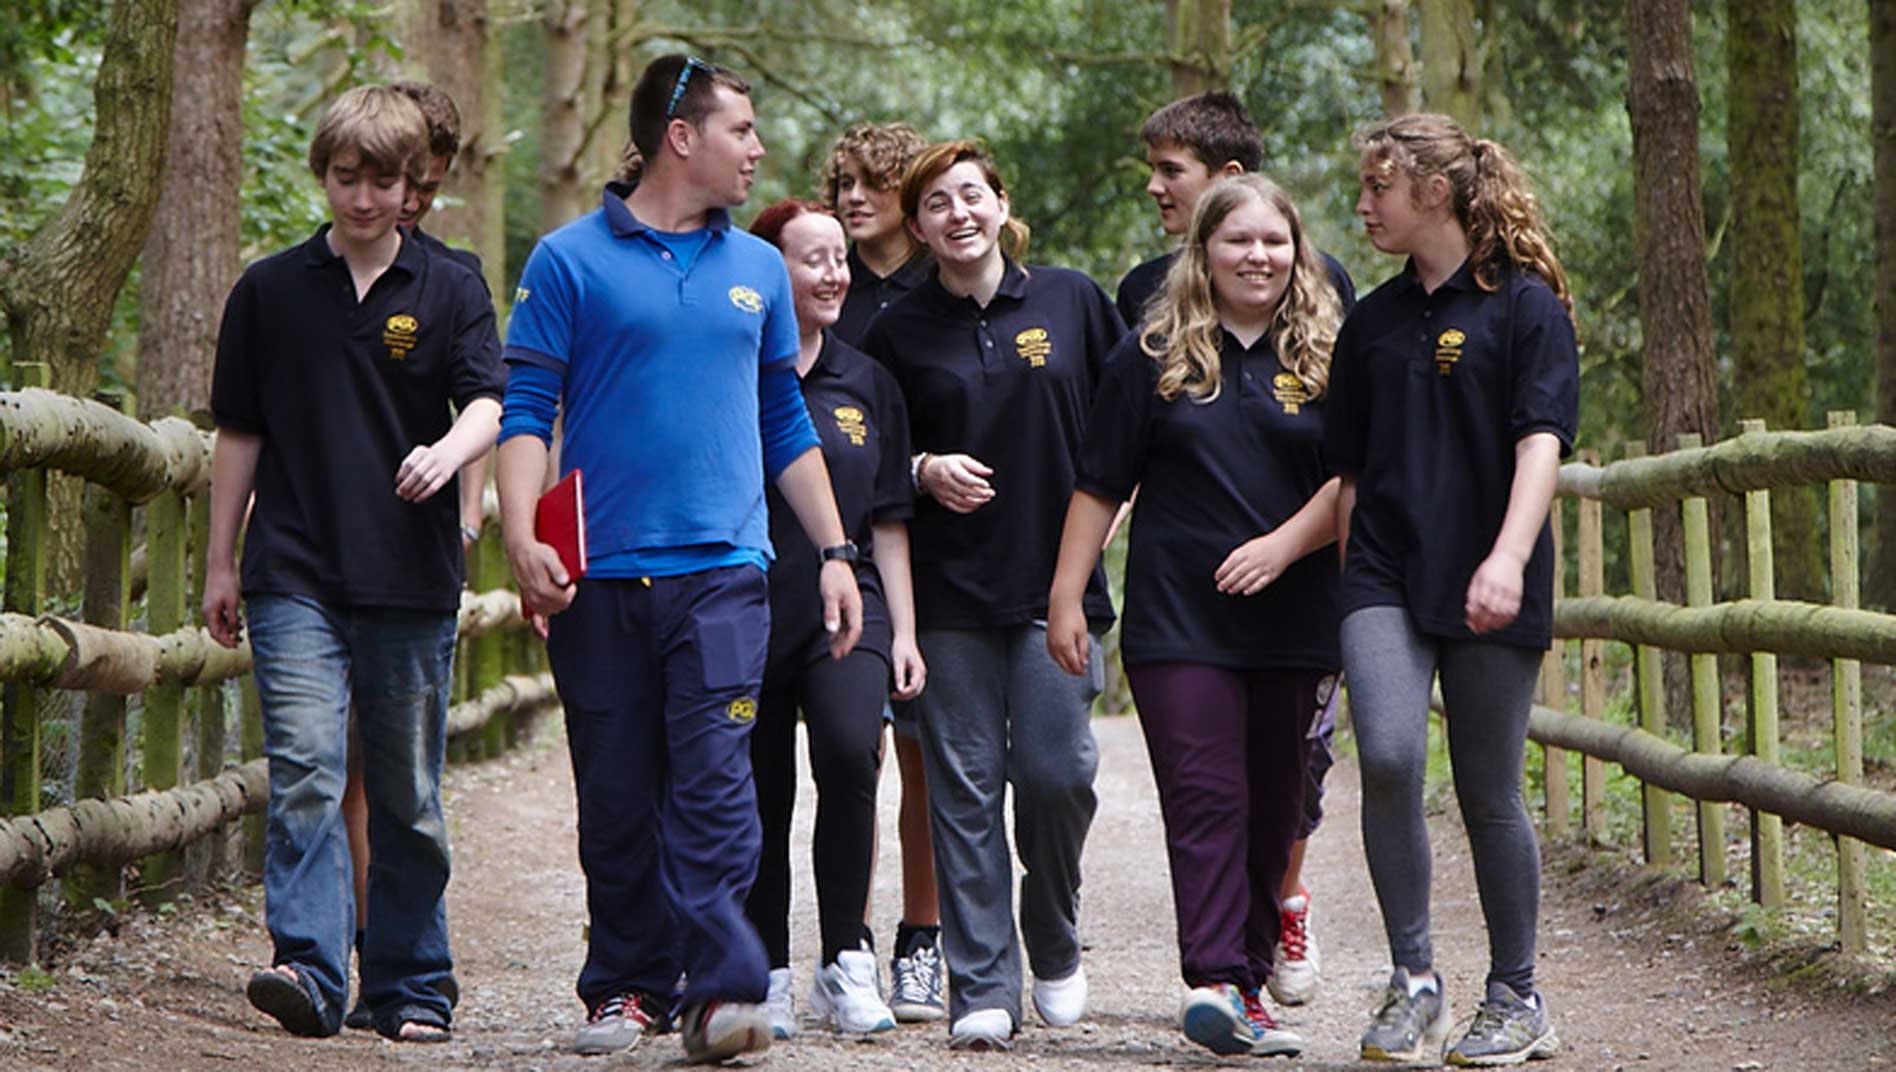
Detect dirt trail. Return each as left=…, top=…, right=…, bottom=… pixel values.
left=2, top=712, right=1893, bottom=1070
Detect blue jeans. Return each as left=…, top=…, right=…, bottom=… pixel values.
left=247, top=594, right=459, bottom=1033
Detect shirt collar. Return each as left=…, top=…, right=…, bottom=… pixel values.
left=602, top=181, right=731, bottom=238
left=1396, top=255, right=1480, bottom=295
left=807, top=331, right=845, bottom=379
left=917, top=254, right=1029, bottom=312
left=299, top=223, right=423, bottom=277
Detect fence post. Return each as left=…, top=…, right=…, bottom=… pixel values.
left=1738, top=417, right=1785, bottom=907
left=68, top=390, right=135, bottom=911
left=1675, top=433, right=1726, bottom=889
left=1540, top=498, right=1570, bottom=837
left=186, top=489, right=228, bottom=883
left=1624, top=442, right=1673, bottom=866
left=138, top=484, right=189, bottom=905
left=1578, top=449, right=1607, bottom=843
left=0, top=362, right=51, bottom=962
left=475, top=530, right=508, bottom=757
left=241, top=675, right=265, bottom=877
left=1825, top=411, right=1867, bottom=952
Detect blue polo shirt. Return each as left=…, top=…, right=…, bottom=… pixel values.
left=500, top=183, right=816, bottom=576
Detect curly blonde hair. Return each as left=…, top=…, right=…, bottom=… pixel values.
left=1141, top=174, right=1340, bottom=403
left=820, top=122, right=928, bottom=207
left=1354, top=112, right=1573, bottom=321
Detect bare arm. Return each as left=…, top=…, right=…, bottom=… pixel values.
left=872, top=520, right=926, bottom=699
left=1047, top=489, right=1119, bottom=675
left=202, top=430, right=263, bottom=648
left=458, top=449, right=490, bottom=550
left=1336, top=475, right=1357, bottom=569
left=1214, top=477, right=1342, bottom=596
left=1465, top=432, right=1562, bottom=634
left=396, top=397, right=502, bottom=502
left=775, top=447, right=863, bottom=660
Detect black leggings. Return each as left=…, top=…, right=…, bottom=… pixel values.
left=744, top=648, right=888, bottom=967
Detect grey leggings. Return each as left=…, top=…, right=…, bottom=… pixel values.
left=1341, top=605, right=1543, bottom=994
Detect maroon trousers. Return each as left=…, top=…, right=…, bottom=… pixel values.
left=1126, top=662, right=1325, bottom=992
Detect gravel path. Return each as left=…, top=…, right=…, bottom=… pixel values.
left=2, top=710, right=1894, bottom=1070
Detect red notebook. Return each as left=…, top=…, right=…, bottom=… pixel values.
left=535, top=469, right=587, bottom=582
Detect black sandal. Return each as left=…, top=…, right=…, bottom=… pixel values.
left=246, top=965, right=333, bottom=1038
left=374, top=1002, right=452, bottom=1044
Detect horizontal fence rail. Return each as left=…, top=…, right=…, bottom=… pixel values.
left=1536, top=413, right=1892, bottom=954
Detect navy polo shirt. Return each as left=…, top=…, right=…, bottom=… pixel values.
left=861, top=259, right=1124, bottom=631
left=409, top=226, right=486, bottom=285
left=1325, top=259, right=1578, bottom=649
left=1077, top=331, right=1341, bottom=671
left=766, top=334, right=913, bottom=678
left=501, top=183, right=813, bottom=574
left=832, top=246, right=932, bottom=348
left=1115, top=249, right=1357, bottom=329
left=210, top=225, right=505, bottom=611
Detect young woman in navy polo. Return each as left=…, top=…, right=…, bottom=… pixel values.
left=1325, top=113, right=1577, bottom=1067
left=859, top=140, right=1124, bottom=1051
left=742, top=200, right=925, bottom=1040
left=1047, top=174, right=1341, bottom=1059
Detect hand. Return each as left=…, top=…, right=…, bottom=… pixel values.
left=820, top=559, right=863, bottom=660
left=1214, top=532, right=1294, bottom=596
left=395, top=443, right=458, bottom=503
left=1045, top=597, right=1091, bottom=676
left=1465, top=549, right=1526, bottom=634
left=919, top=453, right=996, bottom=514
left=202, top=563, right=244, bottom=648
left=508, top=538, right=576, bottom=618
left=890, top=633, right=927, bottom=699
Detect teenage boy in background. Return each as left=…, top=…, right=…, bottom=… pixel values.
left=204, top=84, right=503, bottom=1044
left=335, top=78, right=492, bottom=1034
left=497, top=54, right=862, bottom=1062
left=1115, top=90, right=1351, bottom=1008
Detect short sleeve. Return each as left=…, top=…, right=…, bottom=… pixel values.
left=869, top=363, right=914, bottom=523
left=1507, top=281, right=1580, bottom=456
left=503, top=241, right=578, bottom=372
left=760, top=255, right=801, bottom=371
left=445, top=266, right=505, bottom=409
left=210, top=271, right=263, bottom=433
left=1079, top=274, right=1128, bottom=392
left=1320, top=251, right=1357, bottom=313
left=1074, top=334, right=1154, bottom=503
left=1323, top=313, right=1369, bottom=476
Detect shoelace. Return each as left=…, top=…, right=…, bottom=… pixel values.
left=590, top=992, right=654, bottom=1028
left=900, top=944, right=944, bottom=999
left=1242, top=988, right=1281, bottom=1031
left=1278, top=905, right=1309, bottom=961
left=1371, top=986, right=1417, bottom=1029
left=1462, top=997, right=1516, bottom=1040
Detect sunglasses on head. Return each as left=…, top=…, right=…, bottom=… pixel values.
left=665, top=57, right=713, bottom=119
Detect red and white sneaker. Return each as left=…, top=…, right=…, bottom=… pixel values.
left=1266, top=888, right=1321, bottom=1006
left=1243, top=986, right=1305, bottom=1057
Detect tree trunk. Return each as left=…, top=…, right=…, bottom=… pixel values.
left=1165, top=0, right=1232, bottom=96
left=403, top=0, right=504, bottom=297
left=0, top=0, right=179, bottom=593
left=1418, top=0, right=1481, bottom=130
left=541, top=0, right=592, bottom=233
left=136, top=0, right=256, bottom=422
left=589, top=0, right=637, bottom=187
left=1729, top=0, right=1821, bottom=601
left=1370, top=0, right=1420, bottom=117
left=1870, top=0, right=1896, bottom=609
left=1627, top=0, right=1720, bottom=727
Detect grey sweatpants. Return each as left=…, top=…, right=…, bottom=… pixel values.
left=1340, top=605, right=1543, bottom=994
left=911, top=625, right=1101, bottom=1027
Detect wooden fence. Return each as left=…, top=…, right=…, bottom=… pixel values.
left=1530, top=413, right=1896, bottom=955
left=0, top=367, right=550, bottom=964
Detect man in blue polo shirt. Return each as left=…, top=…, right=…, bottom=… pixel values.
left=496, top=54, right=862, bottom=1063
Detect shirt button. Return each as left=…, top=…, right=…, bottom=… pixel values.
left=660, top=250, right=672, bottom=260
left=985, top=340, right=994, bottom=348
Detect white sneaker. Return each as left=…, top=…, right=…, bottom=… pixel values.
left=1266, top=890, right=1322, bottom=1006
left=949, top=1007, right=1014, bottom=1051
left=765, top=967, right=797, bottom=1040
left=679, top=1000, right=771, bottom=1064
left=806, top=949, right=896, bottom=1034
left=1032, top=964, right=1088, bottom=1027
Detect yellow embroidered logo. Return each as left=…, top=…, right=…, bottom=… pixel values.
left=833, top=405, right=868, bottom=446
left=514, top=286, right=531, bottom=303
left=1014, top=327, right=1051, bottom=368
left=1435, top=327, right=1465, bottom=376
left=729, top=286, right=764, bottom=313
left=727, top=697, right=758, bottom=722
left=1272, top=371, right=1310, bottom=414
left=383, top=314, right=420, bottom=361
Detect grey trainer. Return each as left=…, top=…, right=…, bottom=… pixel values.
left=1360, top=968, right=1451, bottom=1064
left=1446, top=981, right=1560, bottom=1066
left=574, top=991, right=657, bottom=1055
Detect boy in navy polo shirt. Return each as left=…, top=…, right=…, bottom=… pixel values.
left=204, top=84, right=503, bottom=1043
left=496, top=54, right=863, bottom=1063
left=1117, top=90, right=1348, bottom=1007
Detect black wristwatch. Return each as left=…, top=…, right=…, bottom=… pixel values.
left=819, top=541, right=860, bottom=564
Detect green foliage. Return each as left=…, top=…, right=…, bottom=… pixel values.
left=11, top=962, right=57, bottom=993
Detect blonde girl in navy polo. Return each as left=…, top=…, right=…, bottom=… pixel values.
left=859, top=140, right=1125, bottom=1051
left=1048, top=174, right=1341, bottom=1059
left=1325, top=113, right=1577, bottom=1066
